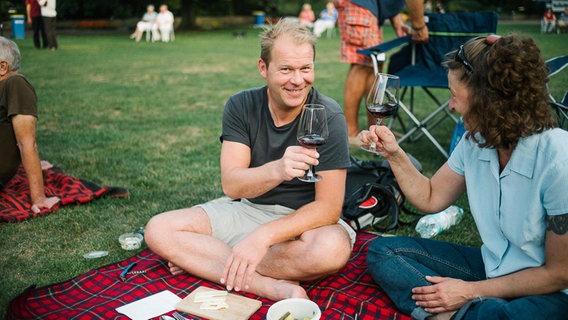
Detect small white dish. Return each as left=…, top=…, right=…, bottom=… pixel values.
left=266, top=298, right=321, bottom=320
left=119, top=233, right=143, bottom=250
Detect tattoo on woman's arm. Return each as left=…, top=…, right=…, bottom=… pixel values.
left=546, top=214, right=568, bottom=235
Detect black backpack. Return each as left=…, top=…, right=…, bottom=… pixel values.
left=341, top=154, right=422, bottom=232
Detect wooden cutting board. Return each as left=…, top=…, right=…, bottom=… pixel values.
left=175, top=286, right=262, bottom=320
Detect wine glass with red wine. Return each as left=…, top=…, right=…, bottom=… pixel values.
left=297, top=104, right=329, bottom=182
left=361, top=73, right=400, bottom=153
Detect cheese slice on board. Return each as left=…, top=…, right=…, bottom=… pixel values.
left=176, top=286, right=262, bottom=320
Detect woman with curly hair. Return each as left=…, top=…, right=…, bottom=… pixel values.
left=359, top=34, right=568, bottom=319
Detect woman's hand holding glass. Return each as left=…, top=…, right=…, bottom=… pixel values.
left=359, top=124, right=400, bottom=158
left=361, top=73, right=400, bottom=154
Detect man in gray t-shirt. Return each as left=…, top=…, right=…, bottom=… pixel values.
left=145, top=18, right=355, bottom=302
left=222, top=86, right=350, bottom=210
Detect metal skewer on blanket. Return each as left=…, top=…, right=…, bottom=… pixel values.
left=127, top=270, right=147, bottom=274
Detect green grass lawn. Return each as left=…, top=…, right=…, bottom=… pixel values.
left=0, top=21, right=566, bottom=315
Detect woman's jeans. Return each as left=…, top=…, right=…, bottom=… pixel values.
left=366, top=236, right=568, bottom=320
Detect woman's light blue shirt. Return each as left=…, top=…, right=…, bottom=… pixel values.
left=448, top=128, right=568, bottom=281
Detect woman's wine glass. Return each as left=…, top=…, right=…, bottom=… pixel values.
left=297, top=104, right=329, bottom=182
left=361, top=73, right=400, bottom=153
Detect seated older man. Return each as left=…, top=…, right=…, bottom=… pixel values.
left=155, top=4, right=175, bottom=42
left=130, top=4, right=158, bottom=42
left=313, top=2, right=338, bottom=38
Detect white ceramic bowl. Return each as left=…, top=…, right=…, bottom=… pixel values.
left=118, top=233, right=143, bottom=250
left=266, top=298, right=321, bottom=320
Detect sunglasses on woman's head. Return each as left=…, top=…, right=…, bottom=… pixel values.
left=455, top=45, right=473, bottom=72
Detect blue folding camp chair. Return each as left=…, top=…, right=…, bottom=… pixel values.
left=547, top=55, right=568, bottom=130
left=358, top=12, right=499, bottom=158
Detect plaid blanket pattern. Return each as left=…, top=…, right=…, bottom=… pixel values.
left=8, top=232, right=410, bottom=320
left=0, top=165, right=127, bottom=223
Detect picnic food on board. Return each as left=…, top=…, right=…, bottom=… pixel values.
left=175, top=286, right=262, bottom=320
left=193, top=289, right=229, bottom=310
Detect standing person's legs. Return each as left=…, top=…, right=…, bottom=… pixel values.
left=32, top=16, right=48, bottom=49
left=335, top=0, right=381, bottom=139
left=50, top=17, right=57, bottom=49
left=42, top=17, right=57, bottom=50
left=31, top=17, right=41, bottom=49
left=38, top=17, right=48, bottom=49
left=367, top=236, right=486, bottom=320
left=344, top=63, right=376, bottom=137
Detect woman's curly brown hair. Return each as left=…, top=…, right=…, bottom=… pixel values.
left=445, top=34, right=556, bottom=150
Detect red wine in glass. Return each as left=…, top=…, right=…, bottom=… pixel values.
left=361, top=73, right=400, bottom=153
left=297, top=104, right=329, bottom=182
left=297, top=134, right=327, bottom=148
left=367, top=102, right=399, bottom=121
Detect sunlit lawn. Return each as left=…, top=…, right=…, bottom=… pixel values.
left=0, top=20, right=566, bottom=315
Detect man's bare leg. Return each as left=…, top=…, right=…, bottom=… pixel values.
left=163, top=222, right=352, bottom=281
left=256, top=224, right=352, bottom=280
left=166, top=259, right=307, bottom=300
left=144, top=208, right=353, bottom=301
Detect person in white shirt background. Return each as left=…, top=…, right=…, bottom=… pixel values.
left=155, top=4, right=174, bottom=42
left=313, top=2, right=339, bottom=38
left=37, top=0, right=57, bottom=50
left=130, top=4, right=158, bottom=42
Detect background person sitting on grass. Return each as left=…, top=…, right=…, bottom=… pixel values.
left=298, top=3, right=316, bottom=27
left=0, top=36, right=60, bottom=213
left=313, top=1, right=339, bottom=38
left=155, top=4, right=175, bottom=42
left=542, top=8, right=557, bottom=34
left=557, top=7, right=568, bottom=33
left=130, top=4, right=158, bottom=42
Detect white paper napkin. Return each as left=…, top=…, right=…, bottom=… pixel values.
left=116, top=290, right=182, bottom=320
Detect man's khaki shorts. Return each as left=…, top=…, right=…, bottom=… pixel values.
left=198, top=198, right=357, bottom=248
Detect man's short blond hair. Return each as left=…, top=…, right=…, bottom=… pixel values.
left=259, top=17, right=317, bottom=67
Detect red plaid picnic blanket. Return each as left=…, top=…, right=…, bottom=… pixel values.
left=0, top=165, right=128, bottom=223
left=8, top=232, right=410, bottom=320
